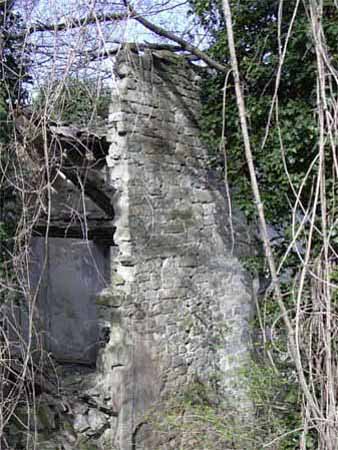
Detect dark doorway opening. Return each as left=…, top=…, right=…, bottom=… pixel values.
left=30, top=237, right=110, bottom=365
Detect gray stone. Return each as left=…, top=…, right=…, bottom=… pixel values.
left=96, top=289, right=125, bottom=307
left=74, top=414, right=90, bottom=433
left=87, top=409, right=109, bottom=434
left=25, top=48, right=254, bottom=450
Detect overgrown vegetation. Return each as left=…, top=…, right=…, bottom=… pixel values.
left=149, top=364, right=305, bottom=450
left=34, top=78, right=111, bottom=126
left=188, top=0, right=338, bottom=448
left=0, top=4, right=34, bottom=449
left=192, top=0, right=327, bottom=231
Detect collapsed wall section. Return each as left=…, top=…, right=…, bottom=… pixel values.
left=96, top=50, right=254, bottom=449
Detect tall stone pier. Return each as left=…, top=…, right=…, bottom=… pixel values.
left=20, top=49, right=254, bottom=450
left=93, top=49, right=254, bottom=449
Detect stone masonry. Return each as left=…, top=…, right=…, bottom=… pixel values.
left=91, top=49, right=254, bottom=449
left=16, top=49, right=255, bottom=450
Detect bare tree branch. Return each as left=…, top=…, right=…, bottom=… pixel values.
left=8, top=1, right=227, bottom=73
left=11, top=11, right=128, bottom=39
left=124, top=2, right=228, bottom=73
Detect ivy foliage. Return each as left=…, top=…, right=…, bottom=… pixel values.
left=0, top=2, right=29, bottom=280
left=189, top=0, right=338, bottom=237
left=0, top=2, right=29, bottom=143
left=186, top=2, right=338, bottom=448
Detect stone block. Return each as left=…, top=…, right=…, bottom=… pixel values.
left=112, top=272, right=126, bottom=287
left=87, top=409, right=109, bottom=434
left=179, top=255, right=199, bottom=268
left=74, top=414, right=90, bottom=433
left=96, top=289, right=125, bottom=308
left=159, top=288, right=187, bottom=299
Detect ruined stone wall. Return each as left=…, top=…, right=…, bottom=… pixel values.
left=14, top=50, right=255, bottom=450
left=93, top=49, right=254, bottom=450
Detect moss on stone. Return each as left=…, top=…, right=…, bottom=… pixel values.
left=96, top=289, right=125, bottom=307
left=36, top=403, right=55, bottom=431
left=77, top=437, right=100, bottom=450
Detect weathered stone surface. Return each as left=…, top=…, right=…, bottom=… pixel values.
left=95, top=49, right=254, bottom=450
left=22, top=49, right=254, bottom=450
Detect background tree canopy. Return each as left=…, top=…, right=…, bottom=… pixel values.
left=189, top=0, right=328, bottom=232
left=33, top=78, right=111, bottom=126
left=0, top=1, right=29, bottom=280
left=0, top=1, right=30, bottom=139
left=188, top=2, right=338, bottom=447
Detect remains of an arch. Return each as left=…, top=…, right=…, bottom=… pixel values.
left=14, top=49, right=254, bottom=450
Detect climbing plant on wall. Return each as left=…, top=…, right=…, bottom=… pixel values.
left=0, top=1, right=29, bottom=141
left=0, top=1, right=29, bottom=276
left=190, top=0, right=319, bottom=229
